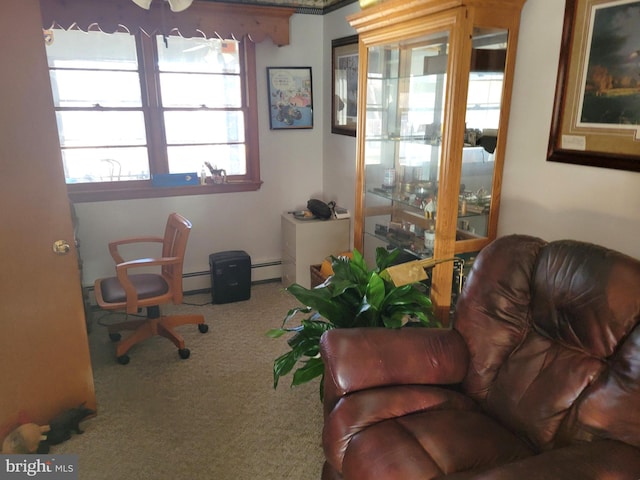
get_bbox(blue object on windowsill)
[151,173,199,187]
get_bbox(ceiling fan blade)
[131,0,152,9]
[167,0,194,11]
[131,0,192,12]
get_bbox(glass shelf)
[367,230,432,259]
[368,188,490,218]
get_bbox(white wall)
[76,13,325,291]
[76,0,640,293]
[500,0,640,259]
[322,2,360,248]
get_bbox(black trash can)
[209,250,251,304]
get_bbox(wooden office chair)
[94,213,208,364]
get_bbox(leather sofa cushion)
[341,409,533,479]
[324,385,478,469]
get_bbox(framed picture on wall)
[331,35,359,136]
[547,0,640,172]
[267,67,314,130]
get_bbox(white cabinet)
[281,214,350,289]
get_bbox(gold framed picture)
[547,0,640,172]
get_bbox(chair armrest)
[115,256,180,271]
[320,327,469,412]
[108,236,164,264]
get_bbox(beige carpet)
[55,282,325,479]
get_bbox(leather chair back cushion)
[454,235,640,451]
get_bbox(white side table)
[281,213,350,289]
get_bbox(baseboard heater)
[183,259,282,296]
[85,260,283,296]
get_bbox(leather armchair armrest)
[320,327,469,413]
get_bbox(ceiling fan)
[131,0,194,12]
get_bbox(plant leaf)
[382,309,406,328]
[330,255,354,279]
[281,305,313,328]
[287,283,354,326]
[266,328,286,338]
[271,247,439,395]
[376,247,400,271]
[365,272,385,310]
[292,356,325,386]
[350,249,367,272]
[273,350,300,388]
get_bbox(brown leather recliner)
[320,234,640,479]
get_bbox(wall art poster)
[267,67,313,130]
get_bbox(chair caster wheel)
[117,355,130,365]
[179,348,191,359]
[198,324,208,333]
[109,332,122,342]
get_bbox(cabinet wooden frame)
[349,0,526,321]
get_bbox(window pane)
[164,111,244,144]
[44,27,258,198]
[159,73,241,107]
[56,111,147,147]
[167,145,246,175]
[50,70,142,107]
[157,37,240,74]
[466,73,503,130]
[62,147,150,183]
[46,30,138,70]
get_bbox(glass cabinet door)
[350,0,526,321]
[457,27,508,243]
[361,30,450,266]
[360,26,511,268]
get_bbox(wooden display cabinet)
[349,0,527,321]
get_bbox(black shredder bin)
[209,250,251,304]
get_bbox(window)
[45,28,260,201]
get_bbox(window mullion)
[137,33,169,175]
[243,40,260,183]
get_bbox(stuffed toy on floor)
[45,404,95,447]
[1,423,51,454]
[2,404,95,454]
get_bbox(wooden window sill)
[68,180,263,203]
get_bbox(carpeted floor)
[54,282,325,479]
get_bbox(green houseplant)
[268,247,437,392]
